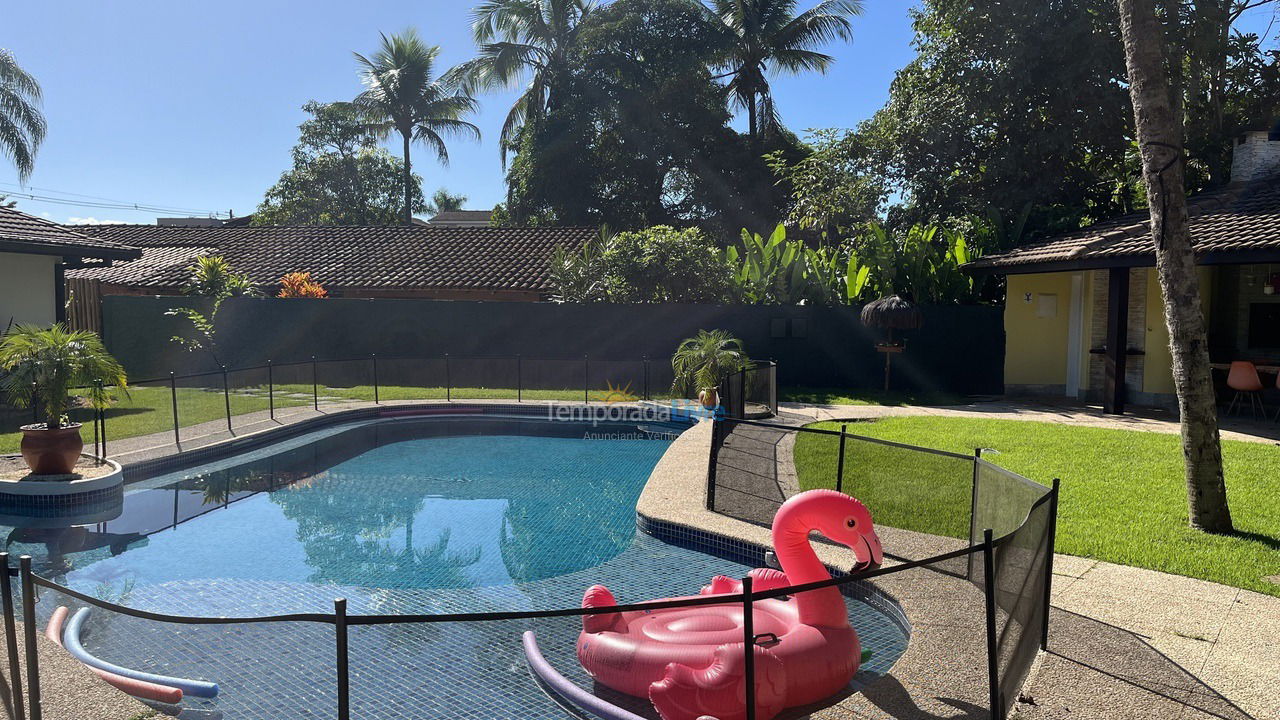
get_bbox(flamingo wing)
[649,643,787,720]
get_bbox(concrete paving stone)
[1052,582,1232,641]
[1050,555,1098,579]
[1190,660,1280,720]
[1081,562,1241,606]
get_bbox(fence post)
[516,355,522,403]
[221,366,232,433]
[92,402,100,462]
[705,418,720,512]
[642,356,650,401]
[371,354,379,405]
[1,553,26,720]
[969,448,982,548]
[742,574,757,720]
[266,361,274,420]
[1041,478,1061,651]
[30,383,37,423]
[311,356,319,411]
[583,355,589,404]
[836,424,848,493]
[445,354,451,402]
[983,528,1001,720]
[334,598,350,720]
[19,556,40,720]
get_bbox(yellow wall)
[1143,267,1213,395]
[1005,273,1075,387]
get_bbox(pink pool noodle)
[45,606,184,705]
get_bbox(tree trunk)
[401,131,413,226]
[747,94,758,146]
[1116,0,1233,532]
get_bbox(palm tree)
[1115,0,1232,532]
[692,0,862,144]
[451,0,598,160]
[0,49,47,182]
[354,30,481,225]
[671,329,751,397]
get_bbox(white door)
[1065,273,1084,398]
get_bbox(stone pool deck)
[0,622,154,720]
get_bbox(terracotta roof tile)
[965,172,1280,273]
[63,224,594,294]
[0,207,140,260]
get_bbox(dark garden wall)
[101,295,1004,394]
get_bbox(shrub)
[278,272,328,298]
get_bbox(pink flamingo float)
[576,489,883,720]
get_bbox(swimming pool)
[6,415,907,719]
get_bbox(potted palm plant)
[671,330,750,408]
[0,324,127,475]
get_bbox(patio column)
[1103,267,1129,415]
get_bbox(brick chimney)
[1229,124,1280,184]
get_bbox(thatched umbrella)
[860,295,923,391]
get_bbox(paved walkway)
[783,397,1280,445]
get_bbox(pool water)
[5,417,908,719]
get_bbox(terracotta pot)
[19,423,84,475]
[698,387,719,409]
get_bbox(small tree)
[278,272,328,298]
[167,257,257,367]
[0,324,127,430]
[671,329,751,397]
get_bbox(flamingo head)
[791,489,883,572]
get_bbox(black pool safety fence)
[707,416,1060,720]
[717,361,779,419]
[0,423,1056,720]
[18,352,778,458]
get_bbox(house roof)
[0,206,141,261]
[964,172,1280,275]
[428,210,492,224]
[62,224,595,294]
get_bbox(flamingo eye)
[845,518,857,529]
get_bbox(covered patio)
[966,129,1280,415]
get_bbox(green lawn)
[0,383,661,454]
[794,416,1280,596]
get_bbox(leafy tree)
[1178,2,1280,184]
[549,225,733,302]
[497,0,800,232]
[354,29,481,225]
[859,0,1136,236]
[767,128,887,239]
[691,0,863,144]
[0,50,45,182]
[426,188,467,215]
[452,0,599,157]
[1116,0,1232,531]
[254,102,426,226]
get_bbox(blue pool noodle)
[63,607,220,698]
[522,631,648,720]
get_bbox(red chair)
[1226,361,1266,418]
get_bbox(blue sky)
[3,1,1276,225]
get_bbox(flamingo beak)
[851,530,883,573]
